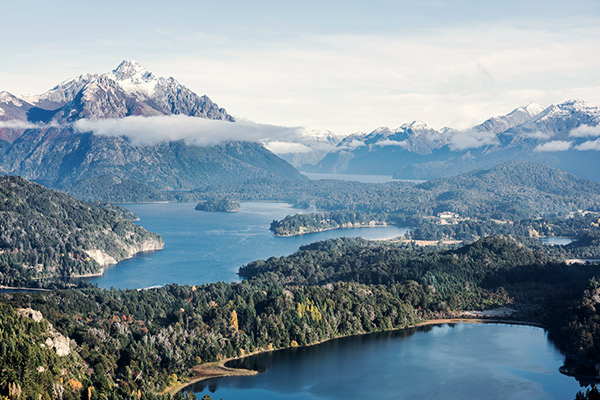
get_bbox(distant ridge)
[304,100,600,182]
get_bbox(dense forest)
[3,162,600,399]
[194,161,600,219]
[195,199,240,213]
[270,210,389,236]
[0,176,163,286]
[3,235,600,399]
[265,162,600,238]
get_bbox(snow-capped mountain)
[0,91,35,141]
[18,60,233,124]
[0,91,34,120]
[23,74,94,110]
[0,62,305,200]
[503,99,600,141]
[363,121,454,154]
[306,100,600,181]
[473,103,545,135]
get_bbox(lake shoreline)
[164,316,543,396]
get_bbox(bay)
[193,323,581,400]
[89,202,409,289]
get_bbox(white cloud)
[264,141,311,154]
[72,115,302,146]
[570,124,600,138]
[374,139,409,148]
[533,140,572,152]
[0,120,44,129]
[335,139,366,151]
[521,131,552,140]
[449,130,499,151]
[575,139,600,151]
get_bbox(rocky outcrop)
[85,236,164,268]
[18,307,72,356]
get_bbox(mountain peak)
[111,60,154,82]
[402,120,430,131]
[521,103,545,117]
[0,91,25,107]
[558,99,596,111]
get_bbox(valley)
[1,57,599,400]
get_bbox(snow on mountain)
[447,103,544,150]
[503,99,600,142]
[333,121,452,155]
[23,74,96,110]
[0,91,33,121]
[0,91,36,141]
[21,60,234,123]
[472,103,544,135]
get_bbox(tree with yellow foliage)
[230,310,239,331]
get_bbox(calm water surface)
[540,237,575,246]
[193,323,581,400]
[89,202,408,289]
[89,202,582,398]
[301,172,423,183]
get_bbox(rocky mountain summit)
[17,60,233,124]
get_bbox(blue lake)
[193,323,581,400]
[89,202,583,398]
[89,202,409,289]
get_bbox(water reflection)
[191,324,581,400]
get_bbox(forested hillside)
[3,235,600,399]
[0,176,163,286]
[267,162,600,236]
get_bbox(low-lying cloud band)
[73,115,303,147]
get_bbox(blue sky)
[2,0,599,133]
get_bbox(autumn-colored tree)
[230,310,239,331]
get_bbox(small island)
[195,198,241,212]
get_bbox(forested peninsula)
[0,176,163,287]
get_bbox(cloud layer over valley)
[73,115,303,147]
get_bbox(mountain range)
[0,61,305,199]
[2,60,599,196]
[303,100,600,181]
